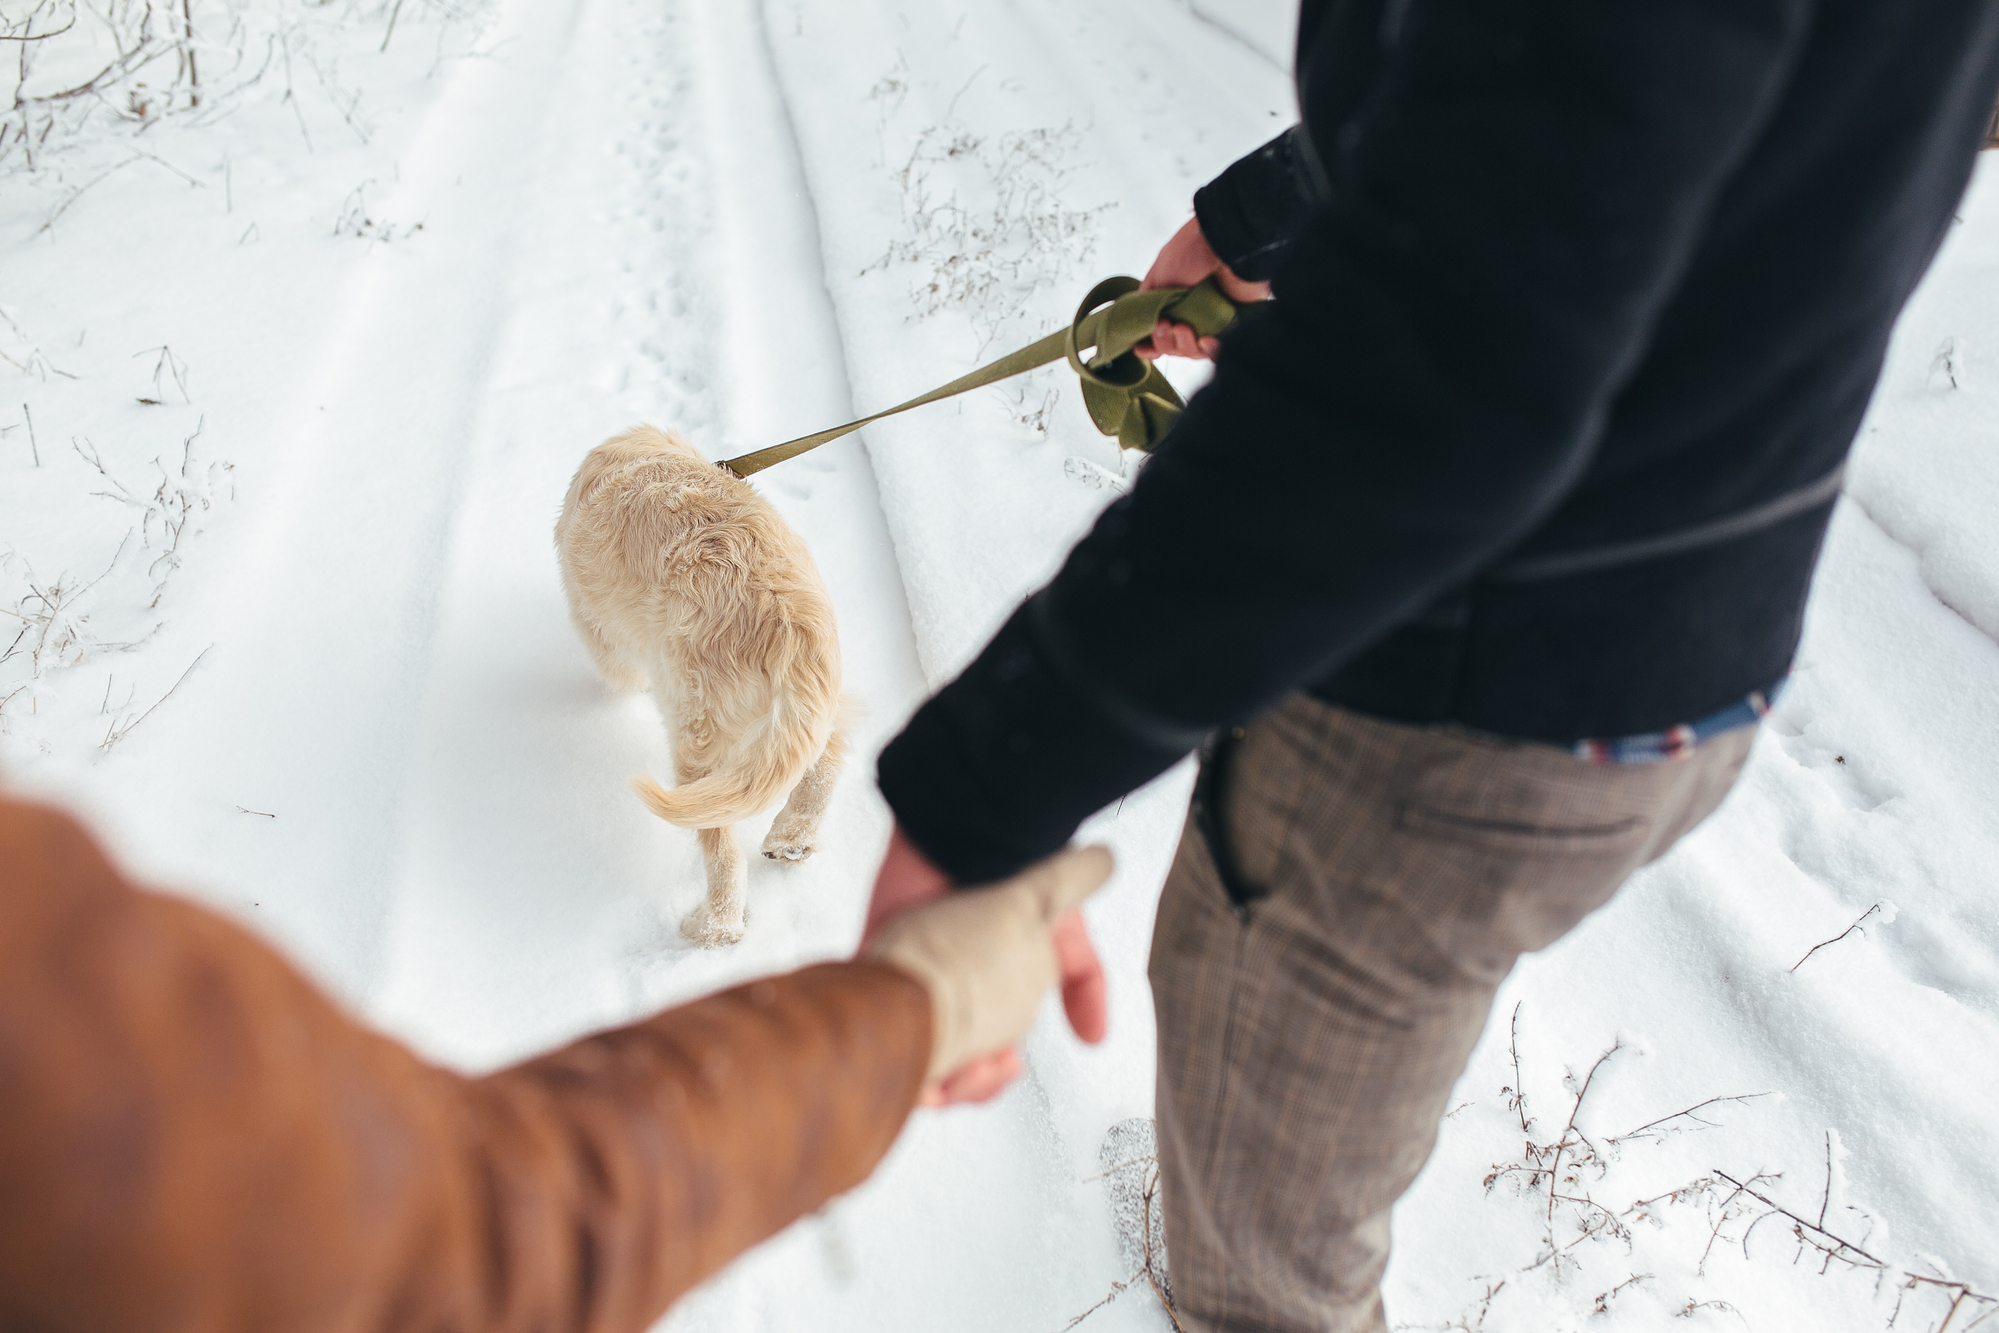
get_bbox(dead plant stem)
[1545,1041,1621,1227]
[179,0,197,104]
[100,642,208,750]
[1790,903,1881,972]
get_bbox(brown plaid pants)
[1148,695,1754,1332]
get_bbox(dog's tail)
[628,649,834,830]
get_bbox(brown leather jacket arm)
[0,796,930,1333]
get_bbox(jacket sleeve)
[0,796,930,1333]
[1191,127,1326,283]
[878,0,1813,886]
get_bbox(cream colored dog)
[556,425,848,947]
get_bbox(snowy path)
[366,0,936,1064]
[3,1,1997,1330]
[101,0,596,1004]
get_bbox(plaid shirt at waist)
[1574,682,1783,764]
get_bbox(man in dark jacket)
[864,2,1999,1330]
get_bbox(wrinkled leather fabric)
[0,794,929,1333]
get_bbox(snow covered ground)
[3,0,1995,1328]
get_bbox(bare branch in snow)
[1504,1000,1532,1134]
[1542,1040,1621,1229]
[0,15,77,42]
[1790,902,1883,973]
[1706,1169,1999,1329]
[1590,1272,1652,1315]
[1673,1298,1743,1321]
[865,116,1114,353]
[100,642,209,750]
[1,533,130,675]
[37,152,144,232]
[178,0,197,106]
[1608,1092,1774,1147]
[133,343,191,402]
[1931,338,1960,391]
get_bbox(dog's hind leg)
[573,613,646,693]
[682,824,747,947]
[669,711,749,947]
[760,722,849,864]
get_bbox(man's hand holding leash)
[1134,216,1271,362]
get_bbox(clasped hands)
[863,826,1111,1106]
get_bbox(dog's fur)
[556,425,848,947]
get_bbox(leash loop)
[719,275,1239,478]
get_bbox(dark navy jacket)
[881,0,1999,885]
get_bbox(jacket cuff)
[1192,126,1323,284]
[877,599,1192,887]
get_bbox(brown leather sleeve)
[0,796,930,1333]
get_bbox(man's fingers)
[879,842,1111,1104]
[923,1048,1023,1106]
[1216,270,1274,304]
[1052,909,1108,1044]
[862,824,952,944]
[1139,318,1214,362]
[917,902,1103,1109]
[920,904,1105,1106]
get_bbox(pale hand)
[1135,216,1273,362]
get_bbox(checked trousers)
[1148,694,1754,1332]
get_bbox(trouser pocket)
[1191,727,1262,916]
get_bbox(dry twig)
[133,343,190,402]
[1,14,76,42]
[1790,903,1883,973]
[1504,1001,1532,1134]
[100,642,208,750]
[1712,1168,1997,1329]
[1609,1092,1773,1147]
[1544,1041,1621,1227]
[1592,1272,1652,1314]
[1139,1167,1186,1333]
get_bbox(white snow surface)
[3,1,1996,1329]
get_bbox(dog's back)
[557,425,841,829]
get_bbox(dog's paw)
[679,905,745,948]
[760,839,814,863]
[760,825,816,862]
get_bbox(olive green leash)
[717,275,1239,479]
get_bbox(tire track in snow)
[365,0,931,1072]
[635,6,1116,1332]
[676,0,928,731]
[102,0,590,1005]
[643,7,1091,1330]
[677,5,1287,1329]
[747,8,1295,1327]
